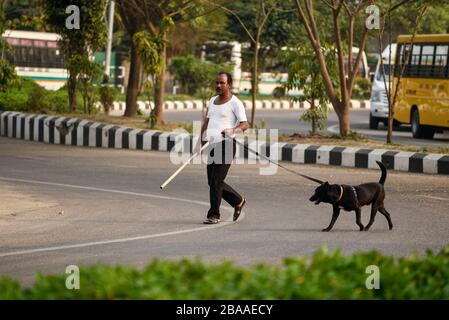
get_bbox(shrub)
[0,77,73,113]
[0,89,28,111]
[27,86,50,112]
[352,78,372,100]
[0,78,38,111]
[1,246,449,299]
[99,85,118,115]
[45,90,70,113]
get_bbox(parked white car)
[369,44,397,129]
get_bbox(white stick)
[160,141,210,189]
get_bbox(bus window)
[396,43,412,76]
[421,45,434,65]
[410,44,420,65]
[420,45,435,77]
[435,45,448,66]
[435,45,448,78]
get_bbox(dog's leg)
[363,204,379,231]
[355,208,364,231]
[378,206,393,230]
[322,205,341,232]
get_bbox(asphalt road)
[162,109,449,148]
[1,137,449,286]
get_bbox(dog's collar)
[336,185,344,202]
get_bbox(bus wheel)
[369,113,379,129]
[411,109,435,139]
[411,109,424,138]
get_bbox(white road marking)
[420,195,449,201]
[0,176,244,258]
[327,124,340,135]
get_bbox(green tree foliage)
[281,45,339,134]
[77,58,103,114]
[169,55,230,96]
[0,0,17,91]
[224,0,300,71]
[167,10,229,58]
[133,17,174,78]
[216,0,284,128]
[169,54,231,118]
[364,0,449,54]
[4,0,46,31]
[42,0,108,112]
[116,0,209,122]
[294,0,375,136]
[0,57,16,91]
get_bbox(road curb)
[1,110,448,176]
[101,99,370,113]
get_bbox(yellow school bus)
[393,34,449,139]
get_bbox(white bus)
[3,30,68,90]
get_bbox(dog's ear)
[323,181,329,188]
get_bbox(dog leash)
[233,139,324,184]
[226,104,324,185]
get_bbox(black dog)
[309,161,393,232]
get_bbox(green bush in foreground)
[1,246,449,300]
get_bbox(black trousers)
[207,139,242,219]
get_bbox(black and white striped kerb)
[106,99,370,113]
[1,111,167,152]
[1,111,448,176]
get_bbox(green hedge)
[1,246,449,300]
[0,78,82,114]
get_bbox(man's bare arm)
[234,121,249,134]
[222,121,249,137]
[200,117,209,146]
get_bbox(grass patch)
[280,132,449,154]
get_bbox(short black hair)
[218,72,233,87]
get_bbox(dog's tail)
[376,161,387,185]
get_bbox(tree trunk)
[124,41,142,117]
[68,74,77,112]
[250,39,259,128]
[336,100,350,136]
[311,97,316,135]
[386,2,393,144]
[332,8,350,138]
[154,33,167,126]
[83,92,87,114]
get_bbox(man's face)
[215,74,230,95]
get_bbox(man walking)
[200,72,248,224]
